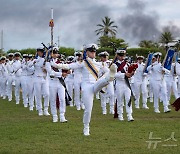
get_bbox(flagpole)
[50,8,54,50]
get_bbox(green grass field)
[0,96,179,154]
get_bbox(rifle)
[41,42,50,62]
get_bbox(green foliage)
[7,48,36,55]
[59,47,75,56]
[127,47,166,59]
[160,31,174,44]
[139,40,160,48]
[98,36,128,55]
[6,49,19,53]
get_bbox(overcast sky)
[0,0,180,51]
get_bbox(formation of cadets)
[0,43,180,136]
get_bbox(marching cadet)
[98,51,115,114]
[33,48,50,116]
[12,52,22,104]
[147,52,171,113]
[114,49,135,122]
[132,56,149,109]
[164,62,179,103]
[6,53,15,101]
[46,47,68,123]
[73,51,84,110]
[21,54,29,107]
[26,54,35,111]
[147,57,156,103]
[65,56,74,107]
[0,56,8,99]
[176,57,180,97]
[51,43,117,136]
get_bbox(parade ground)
[0,97,179,154]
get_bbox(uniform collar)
[117,59,124,63]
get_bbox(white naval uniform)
[73,61,84,110]
[0,63,8,99]
[46,59,67,122]
[114,60,133,121]
[99,61,115,114]
[147,71,154,103]
[164,63,179,102]
[52,57,113,135]
[26,60,35,110]
[12,60,22,104]
[21,60,29,107]
[132,62,148,109]
[175,62,180,97]
[65,70,74,107]
[147,61,170,112]
[33,56,49,116]
[6,60,15,101]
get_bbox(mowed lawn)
[0,96,180,154]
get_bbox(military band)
[0,43,180,136]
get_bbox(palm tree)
[160,31,174,51]
[95,16,118,37]
[139,40,153,48]
[160,31,174,44]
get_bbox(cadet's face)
[9,56,13,61]
[87,51,96,58]
[117,55,124,61]
[37,51,43,57]
[25,57,29,61]
[15,56,20,60]
[138,59,143,63]
[77,55,82,61]
[51,53,57,58]
[100,56,107,62]
[2,59,5,63]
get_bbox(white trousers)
[165,77,179,101]
[151,80,168,109]
[34,76,49,112]
[26,75,35,108]
[21,76,28,105]
[6,75,15,100]
[66,80,74,106]
[49,80,66,118]
[74,81,83,108]
[115,80,132,116]
[132,80,148,107]
[81,77,110,126]
[106,82,115,111]
[14,76,21,103]
[148,79,153,100]
[0,76,7,97]
[100,82,115,112]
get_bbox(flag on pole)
[163,49,175,70]
[49,19,54,27]
[144,53,153,73]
